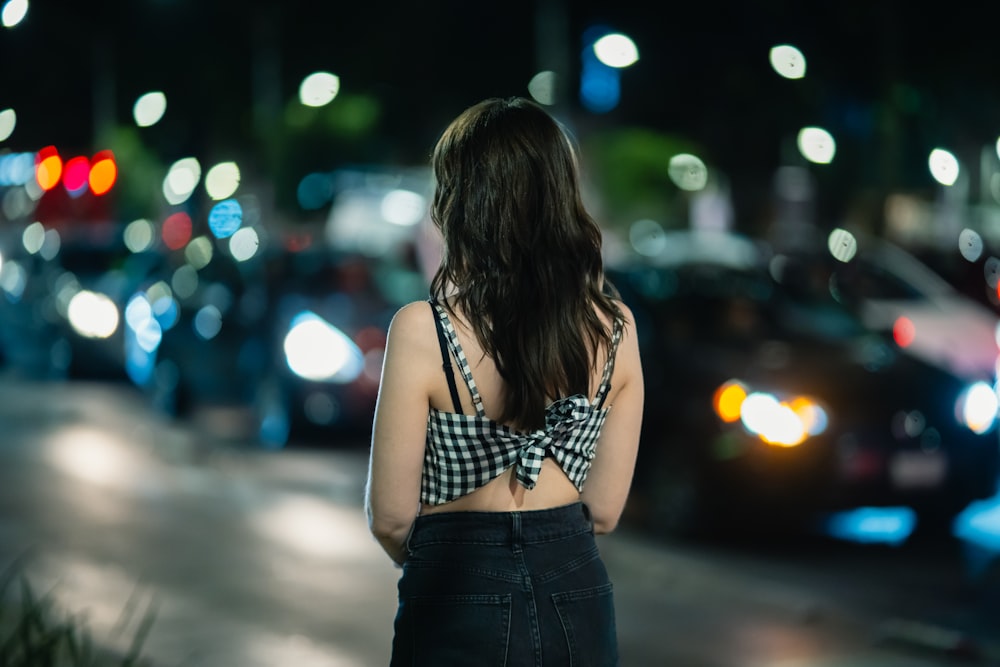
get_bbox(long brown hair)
[429,97,622,431]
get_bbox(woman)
[366,96,643,666]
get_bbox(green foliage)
[0,558,156,667]
[581,127,707,232]
[95,125,165,223]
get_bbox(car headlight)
[67,290,119,339]
[713,379,829,447]
[284,311,364,383]
[956,381,998,435]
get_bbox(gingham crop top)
[421,299,623,506]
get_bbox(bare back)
[421,302,626,515]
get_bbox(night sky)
[4,0,1000,227]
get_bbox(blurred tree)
[96,125,165,223]
[254,92,388,217]
[581,127,706,233]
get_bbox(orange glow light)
[713,380,747,422]
[35,146,62,191]
[89,150,117,195]
[892,316,916,348]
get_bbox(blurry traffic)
[614,229,1000,544]
[4,157,1000,555]
[2,1,1000,557]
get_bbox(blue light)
[208,199,242,239]
[580,28,621,114]
[954,497,1000,551]
[297,172,333,210]
[0,152,35,185]
[124,331,156,387]
[822,506,916,546]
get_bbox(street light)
[1,0,27,28]
[579,27,638,113]
[929,148,960,186]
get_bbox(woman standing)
[366,96,644,666]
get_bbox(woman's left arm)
[366,302,437,566]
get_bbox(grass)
[0,555,156,667]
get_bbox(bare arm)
[581,303,644,534]
[365,302,437,565]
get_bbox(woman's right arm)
[365,302,437,565]
[580,303,644,534]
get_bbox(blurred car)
[775,233,1000,385]
[251,246,422,446]
[0,222,156,381]
[123,239,426,448]
[611,231,1000,540]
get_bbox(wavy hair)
[429,97,622,431]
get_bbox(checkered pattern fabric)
[422,301,623,506]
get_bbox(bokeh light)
[205,161,240,200]
[35,146,62,191]
[668,153,708,191]
[628,219,667,257]
[184,236,213,269]
[163,157,202,205]
[161,212,193,250]
[124,218,156,253]
[827,228,857,263]
[133,91,167,127]
[796,126,836,164]
[229,227,259,262]
[172,264,198,299]
[68,290,120,339]
[580,25,621,113]
[958,228,984,262]
[929,148,959,186]
[22,221,45,254]
[125,293,162,353]
[528,71,557,106]
[769,44,806,79]
[62,156,90,197]
[713,380,748,423]
[593,33,639,68]
[89,150,117,195]
[1,0,28,28]
[0,108,15,141]
[299,71,340,107]
[193,305,223,340]
[208,199,243,238]
[893,316,916,348]
[380,189,425,226]
[0,151,34,186]
[297,172,333,210]
[0,259,26,300]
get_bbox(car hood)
[858,298,999,383]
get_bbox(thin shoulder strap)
[429,299,463,414]
[429,299,486,416]
[594,316,624,409]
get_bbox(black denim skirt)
[389,501,619,667]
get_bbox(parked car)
[0,222,156,381]
[775,233,1000,385]
[611,232,1000,540]
[251,246,422,446]
[123,240,426,448]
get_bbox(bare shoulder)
[610,300,642,374]
[607,299,638,339]
[390,300,435,329]
[614,299,637,328]
[386,300,437,352]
